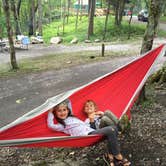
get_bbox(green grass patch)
[0,49,135,78]
[160,16,166,23]
[43,16,148,43]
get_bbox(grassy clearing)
[43,16,148,43]
[0,49,136,78]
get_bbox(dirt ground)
[0,39,166,166]
[0,83,165,166]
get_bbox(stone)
[84,39,91,43]
[94,39,101,43]
[50,37,63,44]
[70,38,78,44]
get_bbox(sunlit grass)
[43,16,150,43]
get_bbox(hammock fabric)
[0,44,165,147]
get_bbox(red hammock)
[0,44,165,147]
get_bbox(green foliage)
[149,64,166,84]
[43,15,148,43]
[0,15,6,38]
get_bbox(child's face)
[84,102,96,114]
[55,105,69,120]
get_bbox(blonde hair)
[84,100,98,111]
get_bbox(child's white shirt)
[47,112,95,136]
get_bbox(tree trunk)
[10,0,22,35]
[2,0,18,69]
[140,0,162,54]
[103,0,111,40]
[114,0,125,26]
[67,0,71,23]
[16,0,21,16]
[75,0,80,31]
[80,0,83,21]
[128,5,135,39]
[38,0,42,35]
[29,0,36,36]
[62,1,66,35]
[87,0,96,39]
[139,0,163,102]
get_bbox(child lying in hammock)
[47,101,131,166]
[83,100,130,133]
[83,100,119,129]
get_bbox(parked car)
[138,10,148,22]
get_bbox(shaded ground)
[0,83,165,166]
[0,39,166,165]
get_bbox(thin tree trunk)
[75,0,80,31]
[62,1,66,35]
[38,0,42,35]
[87,0,96,39]
[103,0,111,40]
[114,0,125,26]
[80,0,83,21]
[16,0,21,16]
[128,5,135,39]
[67,0,71,23]
[10,0,22,35]
[2,0,18,69]
[29,0,35,35]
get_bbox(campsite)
[0,1,166,166]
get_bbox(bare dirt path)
[0,37,165,64]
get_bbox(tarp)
[0,44,165,147]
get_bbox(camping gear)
[0,44,165,147]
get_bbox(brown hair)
[83,99,98,112]
[53,101,72,127]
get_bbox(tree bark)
[67,0,71,23]
[139,0,163,102]
[2,0,18,69]
[29,0,36,36]
[75,0,80,31]
[114,0,125,26]
[10,0,22,35]
[87,0,96,39]
[38,0,43,35]
[103,0,111,40]
[140,0,162,54]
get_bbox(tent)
[0,44,165,147]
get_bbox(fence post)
[101,43,105,57]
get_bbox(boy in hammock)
[83,100,119,130]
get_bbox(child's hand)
[95,111,104,117]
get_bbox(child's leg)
[100,116,115,128]
[89,126,120,155]
[104,110,119,125]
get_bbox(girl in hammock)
[47,101,131,166]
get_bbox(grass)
[160,16,166,23]
[0,49,136,78]
[43,16,148,43]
